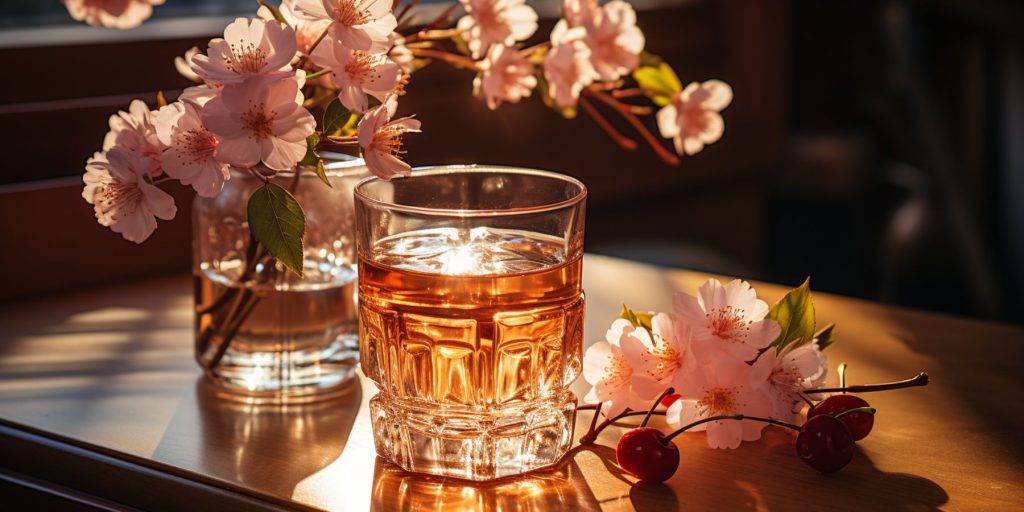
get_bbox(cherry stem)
[834,406,876,419]
[661,414,802,445]
[586,402,603,436]
[579,409,667,445]
[642,388,674,427]
[838,362,848,392]
[803,372,929,394]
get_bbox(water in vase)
[195,257,360,402]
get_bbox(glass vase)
[355,166,587,480]
[193,157,368,403]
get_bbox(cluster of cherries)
[592,368,930,483]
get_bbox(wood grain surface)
[1,255,1021,510]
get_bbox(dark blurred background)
[0,0,1021,324]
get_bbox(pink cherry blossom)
[357,97,421,180]
[103,99,164,178]
[310,37,401,112]
[562,0,599,27]
[293,0,397,52]
[457,0,538,59]
[202,74,316,171]
[153,101,230,198]
[582,319,664,418]
[666,358,773,449]
[673,278,781,363]
[630,313,698,392]
[543,20,598,108]
[62,0,164,30]
[388,33,416,74]
[257,0,332,55]
[581,0,645,81]
[175,46,202,83]
[178,85,220,108]
[190,18,297,85]
[656,79,733,156]
[82,149,176,244]
[473,45,536,110]
[751,342,828,422]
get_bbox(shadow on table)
[370,455,603,511]
[154,377,362,502]
[627,429,948,511]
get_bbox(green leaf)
[814,323,836,351]
[299,134,331,187]
[633,62,682,107]
[322,99,353,137]
[314,159,330,188]
[767,277,816,353]
[638,51,664,68]
[300,134,320,166]
[247,184,306,277]
[619,304,653,330]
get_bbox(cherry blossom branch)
[579,96,638,151]
[583,87,680,165]
[247,167,271,184]
[419,3,460,34]
[256,0,288,26]
[395,0,418,25]
[295,26,332,69]
[410,48,477,71]
[404,28,458,44]
[611,88,645,99]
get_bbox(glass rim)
[354,165,587,218]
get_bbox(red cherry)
[796,414,855,473]
[616,427,680,483]
[661,393,681,407]
[809,394,874,441]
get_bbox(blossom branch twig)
[579,97,638,151]
[584,87,680,165]
[410,48,477,70]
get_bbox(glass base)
[203,335,360,404]
[369,389,577,481]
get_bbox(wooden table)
[1,255,1021,511]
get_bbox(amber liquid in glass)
[359,227,584,480]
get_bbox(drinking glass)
[355,165,586,480]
